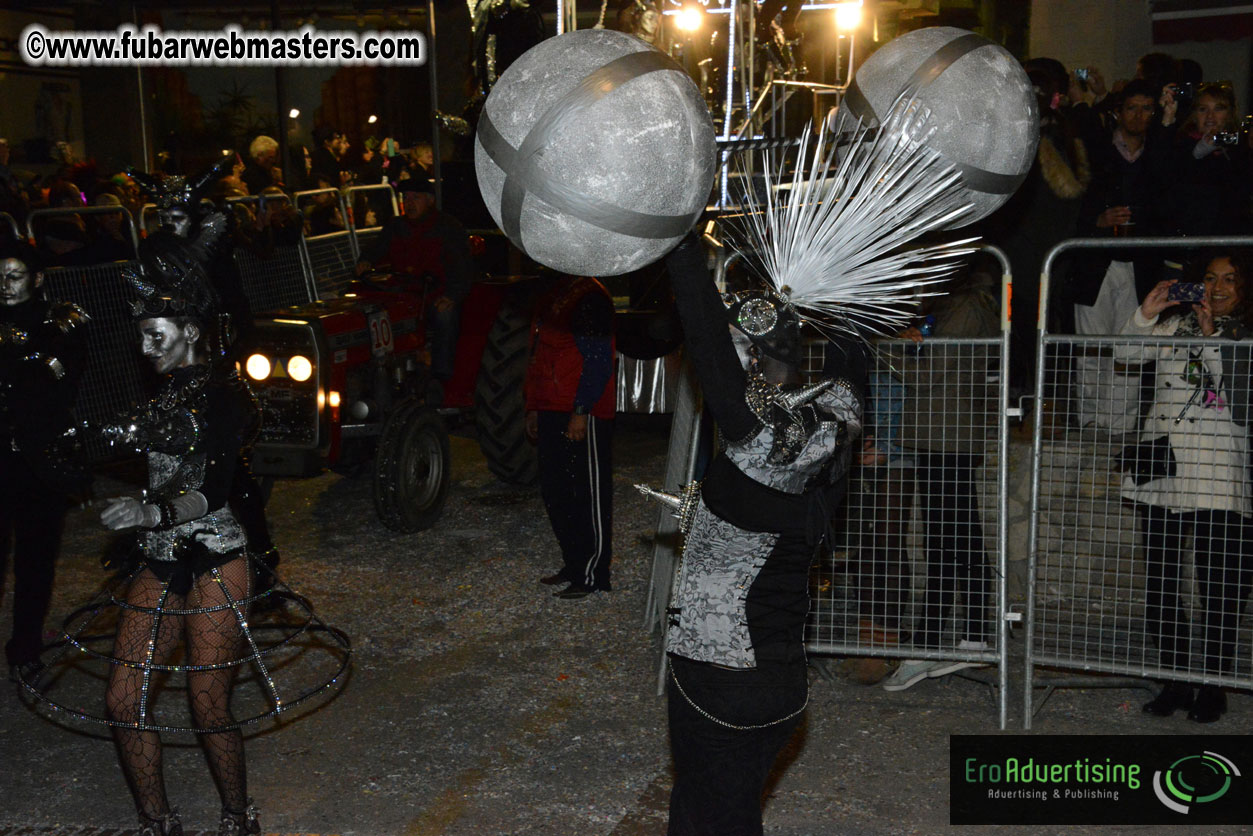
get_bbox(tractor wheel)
[474,301,538,485]
[373,400,451,532]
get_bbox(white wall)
[1029,0,1251,111]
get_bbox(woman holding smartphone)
[1157,84,1251,237]
[1116,249,1253,723]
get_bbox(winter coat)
[1116,308,1253,515]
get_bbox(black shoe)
[539,573,567,586]
[1143,681,1194,716]
[1187,685,1227,724]
[554,584,593,600]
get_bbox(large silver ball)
[475,29,716,276]
[845,26,1039,226]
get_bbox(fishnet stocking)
[105,556,252,818]
[107,570,185,819]
[187,558,251,812]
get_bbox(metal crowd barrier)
[226,194,317,313]
[346,182,399,259]
[0,212,21,241]
[41,260,149,462]
[1025,234,1253,728]
[26,205,140,259]
[646,246,1013,728]
[294,188,358,298]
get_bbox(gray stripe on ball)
[481,49,697,241]
[954,161,1026,195]
[842,32,1026,195]
[904,32,990,92]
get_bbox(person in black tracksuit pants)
[525,275,616,599]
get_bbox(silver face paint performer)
[16,234,350,836]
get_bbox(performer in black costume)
[656,239,866,835]
[128,157,281,594]
[0,241,88,681]
[94,236,263,835]
[16,234,349,832]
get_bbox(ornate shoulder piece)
[47,301,91,334]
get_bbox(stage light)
[835,0,862,31]
[289,108,301,119]
[367,114,378,124]
[675,4,704,31]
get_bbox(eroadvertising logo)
[1152,751,1240,814]
[950,735,1252,825]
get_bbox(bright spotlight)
[675,5,703,31]
[367,114,378,124]
[835,1,862,31]
[288,108,301,119]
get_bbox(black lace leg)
[186,556,252,812]
[106,570,185,821]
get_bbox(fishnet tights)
[106,557,252,819]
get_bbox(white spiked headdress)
[725,88,980,340]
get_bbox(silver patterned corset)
[141,506,247,562]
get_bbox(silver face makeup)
[157,207,193,238]
[140,316,198,374]
[0,258,37,306]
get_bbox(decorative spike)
[186,152,234,203]
[635,483,683,512]
[776,379,834,413]
[126,168,163,199]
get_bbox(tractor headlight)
[246,353,272,381]
[287,354,313,382]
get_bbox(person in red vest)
[356,178,474,392]
[525,274,616,599]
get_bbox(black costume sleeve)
[195,381,253,512]
[823,333,868,407]
[665,238,758,441]
[571,289,614,411]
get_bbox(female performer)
[97,238,262,835]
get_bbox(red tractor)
[240,264,536,533]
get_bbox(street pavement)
[1,417,1249,835]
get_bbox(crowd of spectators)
[0,123,438,270]
[982,50,1252,401]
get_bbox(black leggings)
[667,655,806,836]
[1139,505,1253,675]
[912,452,991,648]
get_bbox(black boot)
[1143,681,1194,716]
[1187,685,1227,723]
[218,801,261,836]
[137,809,182,836]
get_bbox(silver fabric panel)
[615,351,681,414]
[665,498,779,667]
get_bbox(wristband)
[573,405,589,415]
